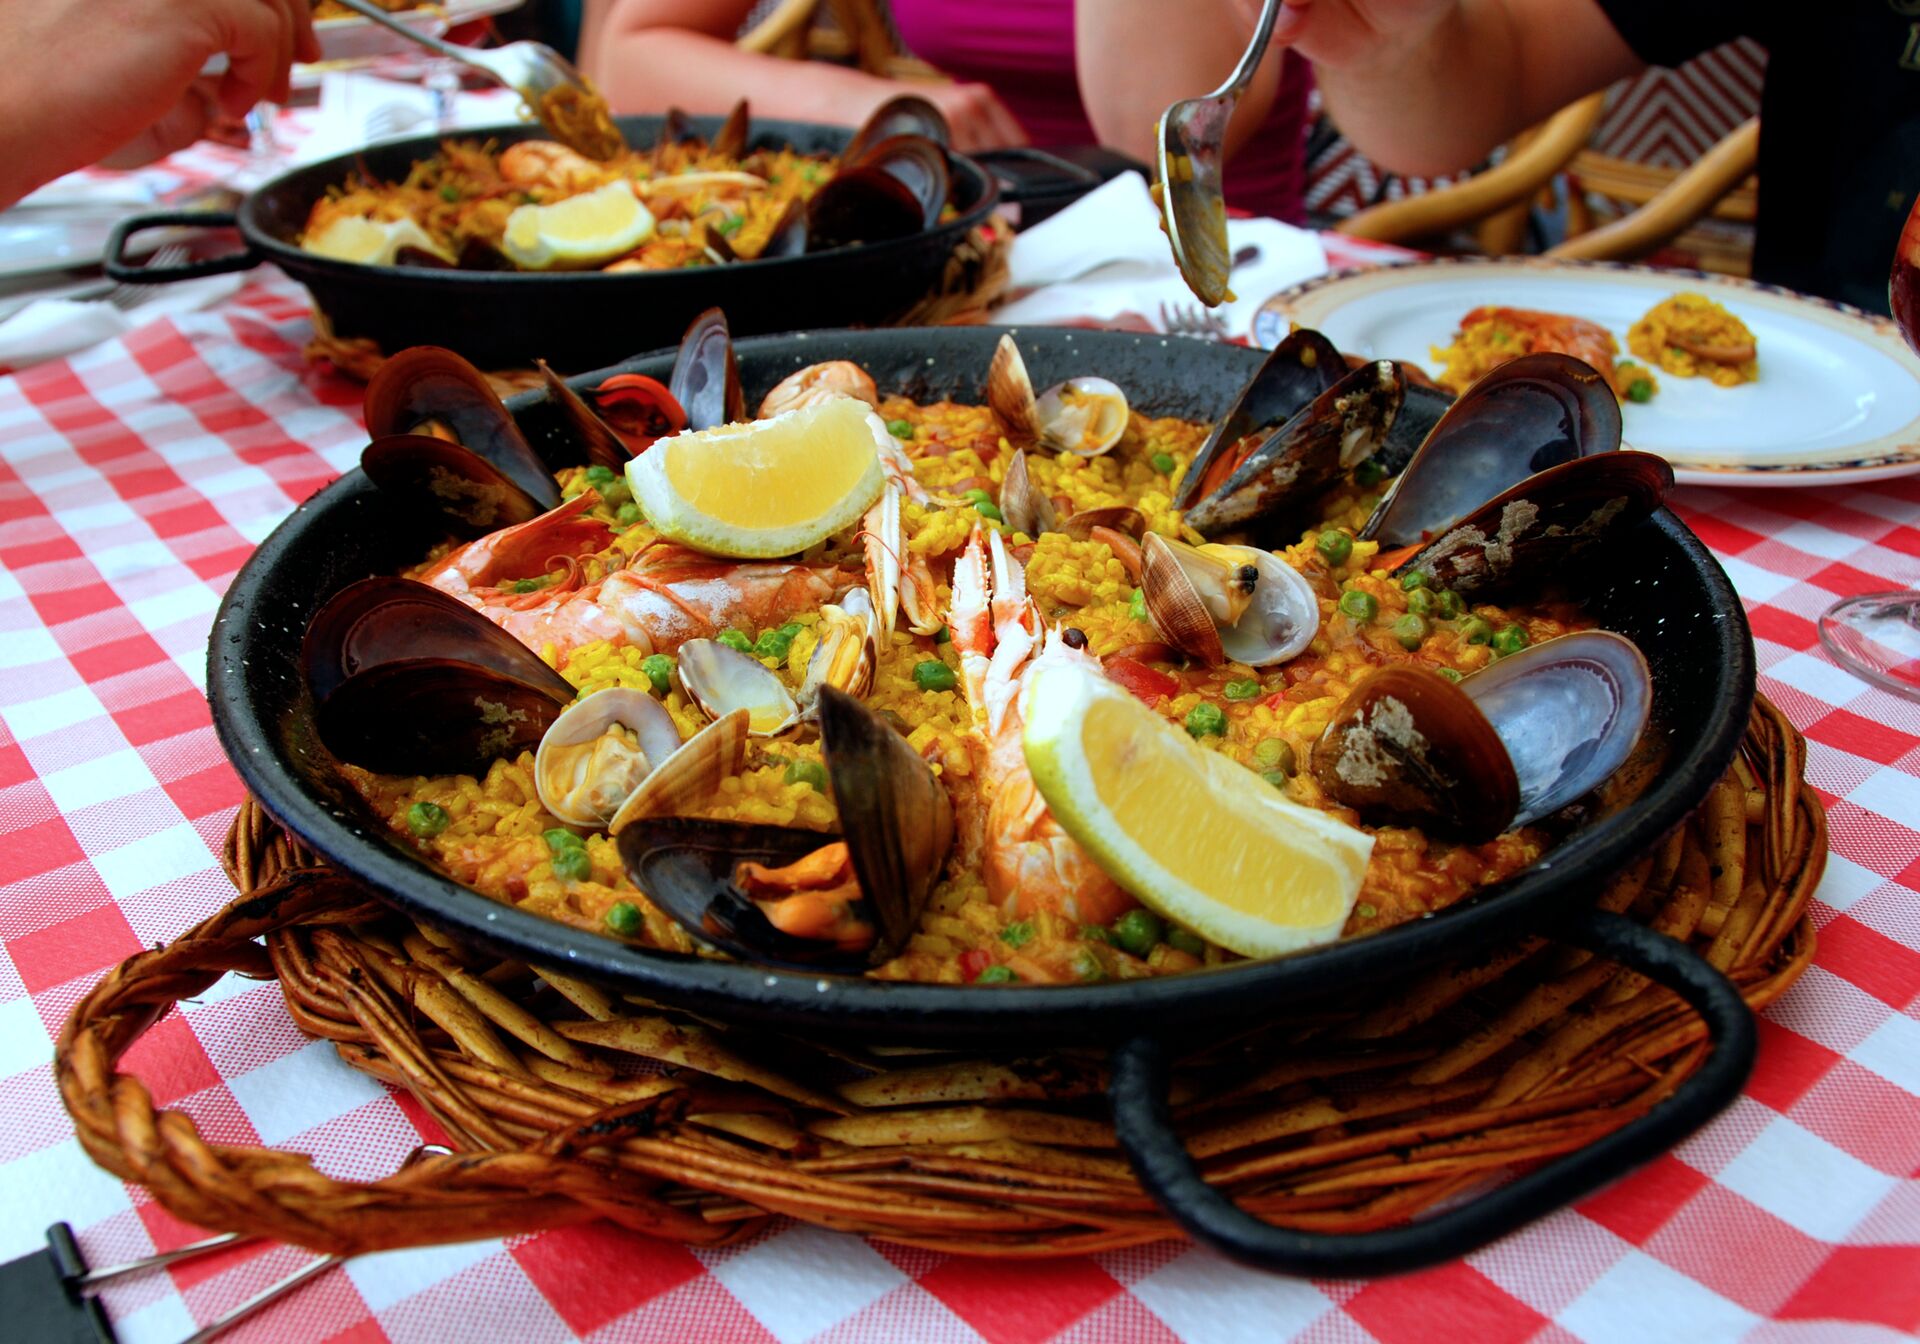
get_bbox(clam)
[987,335,1131,457]
[999,449,1057,535]
[1394,450,1674,597]
[616,687,954,968]
[303,578,575,776]
[1058,507,1147,542]
[1185,359,1405,539]
[670,308,746,431]
[798,586,879,708]
[1360,352,1621,547]
[1175,329,1344,510]
[1311,631,1651,842]
[844,94,951,163]
[676,638,801,736]
[1140,534,1319,667]
[364,346,560,511]
[533,688,683,828]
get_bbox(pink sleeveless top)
[890,0,1311,223]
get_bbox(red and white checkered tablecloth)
[3,235,1918,1343]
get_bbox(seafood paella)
[1431,306,1657,403]
[306,317,1672,986]
[299,97,956,273]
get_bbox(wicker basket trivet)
[56,696,1823,1259]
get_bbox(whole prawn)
[950,524,1133,926]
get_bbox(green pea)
[584,464,616,486]
[605,901,641,936]
[754,628,796,661]
[1316,529,1354,566]
[1223,678,1261,701]
[913,659,957,692]
[406,801,450,838]
[933,624,951,644]
[438,183,461,203]
[543,827,584,853]
[1185,702,1227,738]
[964,487,994,506]
[1261,769,1291,788]
[779,620,804,637]
[784,759,828,792]
[511,577,543,594]
[1150,451,1176,474]
[1492,624,1531,656]
[1400,570,1430,591]
[1356,902,1378,919]
[1437,667,1464,682]
[1000,920,1035,948]
[887,418,915,440]
[1338,589,1377,622]
[551,846,592,883]
[1081,924,1115,945]
[1070,948,1106,982]
[1436,589,1465,620]
[1458,615,1493,645]
[1405,587,1437,616]
[716,213,744,236]
[1252,737,1295,776]
[1627,378,1654,404]
[975,964,1017,984]
[1111,907,1164,957]
[616,501,642,526]
[975,502,1005,524]
[1393,613,1430,651]
[716,629,753,654]
[1127,587,1148,623]
[600,480,632,508]
[641,652,674,695]
[1354,458,1389,487]
[1167,926,1207,957]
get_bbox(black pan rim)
[209,326,1756,1044]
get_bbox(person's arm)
[1282,0,1642,176]
[0,0,317,209]
[588,0,1027,152]
[1074,0,1286,166]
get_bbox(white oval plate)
[1252,257,1920,486]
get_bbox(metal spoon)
[329,0,626,160]
[1153,0,1283,306]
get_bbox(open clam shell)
[676,638,800,737]
[608,708,751,834]
[1000,450,1057,536]
[799,587,879,709]
[1396,450,1674,597]
[364,346,559,510]
[987,335,1130,457]
[1360,352,1621,547]
[1141,535,1318,668]
[670,308,746,431]
[1176,329,1344,510]
[360,433,545,538]
[1186,359,1405,539]
[533,688,683,828]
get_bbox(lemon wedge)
[501,182,655,270]
[1023,662,1373,957]
[302,214,453,267]
[625,397,889,558]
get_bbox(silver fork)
[105,243,189,310]
[1158,300,1231,341]
[364,102,426,142]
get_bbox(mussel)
[616,687,954,968]
[360,433,546,536]
[987,335,1131,456]
[1140,534,1320,667]
[1360,353,1621,547]
[1311,631,1652,842]
[1185,359,1405,539]
[304,577,575,776]
[708,98,750,160]
[1175,330,1344,511]
[586,372,689,454]
[670,307,746,430]
[843,94,951,163]
[804,155,931,251]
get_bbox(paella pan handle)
[104,211,260,283]
[1108,907,1756,1276]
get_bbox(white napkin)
[995,171,1327,339]
[292,74,524,167]
[0,272,244,371]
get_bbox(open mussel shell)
[537,360,627,470]
[676,638,800,736]
[805,166,926,252]
[1461,631,1652,827]
[303,576,574,708]
[1141,535,1319,668]
[1311,665,1520,843]
[844,94,951,163]
[987,335,1131,456]
[1366,377,1453,481]
[1360,352,1621,547]
[1397,449,1675,597]
[816,685,954,958]
[708,98,750,159]
[316,657,570,777]
[1176,329,1344,510]
[757,196,809,259]
[588,372,689,454]
[364,346,559,510]
[669,308,746,431]
[360,433,545,537]
[851,134,950,230]
[1186,359,1405,539]
[533,688,684,828]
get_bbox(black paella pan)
[209,326,1758,1274]
[103,114,1002,370]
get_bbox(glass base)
[1818,590,1920,700]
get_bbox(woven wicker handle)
[1110,906,1758,1275]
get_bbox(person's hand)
[907,81,1029,154]
[1271,0,1458,70]
[0,0,318,206]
